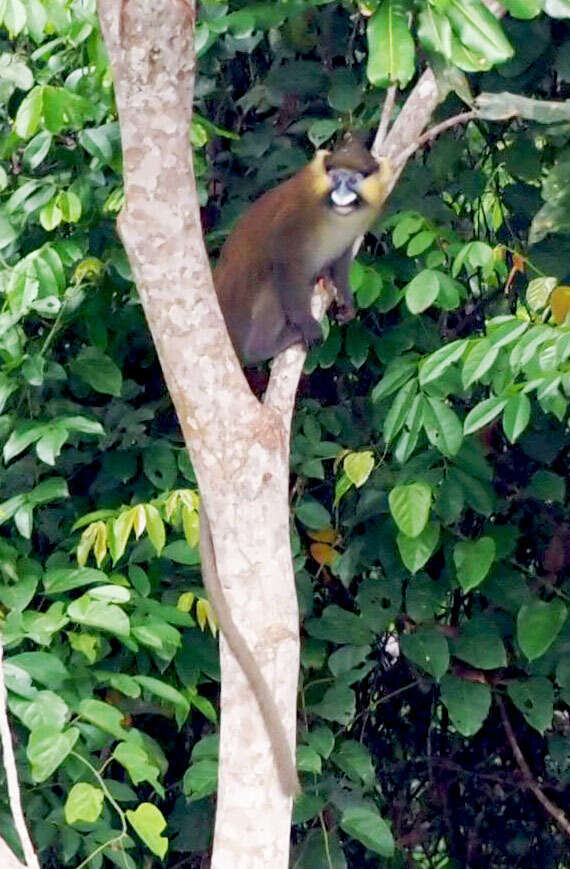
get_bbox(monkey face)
[328,169,365,215]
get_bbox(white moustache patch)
[331,188,357,207]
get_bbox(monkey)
[202,141,392,796]
[214,138,392,363]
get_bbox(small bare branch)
[374,85,397,151]
[497,695,570,838]
[395,110,477,169]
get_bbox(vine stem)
[71,751,129,869]
[0,643,40,869]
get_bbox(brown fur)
[214,141,391,363]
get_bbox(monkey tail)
[200,510,300,797]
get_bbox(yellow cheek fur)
[361,158,392,209]
[310,150,332,197]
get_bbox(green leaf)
[183,759,218,800]
[3,0,27,37]
[508,677,554,733]
[389,482,432,538]
[72,347,122,396]
[401,627,449,679]
[311,684,356,725]
[440,675,491,736]
[65,783,105,824]
[343,451,374,488]
[27,726,79,782]
[67,595,130,637]
[443,0,514,64]
[423,397,463,456]
[44,566,108,594]
[524,470,565,503]
[366,0,415,88]
[296,498,331,530]
[502,0,542,18]
[503,393,531,443]
[306,605,375,645]
[113,741,164,796]
[134,675,190,723]
[397,522,440,573]
[454,536,495,591]
[517,598,567,660]
[463,396,507,435]
[462,339,499,387]
[78,699,129,740]
[39,197,62,231]
[452,616,507,669]
[8,651,69,688]
[14,86,43,139]
[526,276,557,311]
[18,691,68,732]
[372,357,416,400]
[405,270,440,313]
[340,804,394,857]
[333,741,375,786]
[419,340,465,386]
[126,803,168,859]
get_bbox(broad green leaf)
[526,276,557,311]
[419,340,465,386]
[134,675,189,723]
[344,451,374,488]
[423,397,463,456]
[440,675,491,736]
[517,598,567,660]
[463,396,507,435]
[452,616,507,669]
[340,804,394,857]
[72,347,122,396]
[443,0,514,64]
[454,537,495,591]
[333,741,375,786]
[310,684,356,725]
[296,498,331,530]
[405,270,440,313]
[397,522,440,573]
[462,339,499,387]
[306,605,375,645]
[372,357,416,400]
[27,726,79,782]
[401,627,449,679]
[113,740,164,796]
[545,0,570,16]
[383,379,417,443]
[389,482,432,538]
[508,677,554,733]
[18,691,68,732]
[8,651,69,688]
[14,86,43,138]
[502,0,542,15]
[78,699,129,739]
[67,595,130,636]
[524,470,565,502]
[44,566,108,593]
[183,759,218,800]
[366,0,415,88]
[502,393,531,443]
[126,803,168,859]
[65,783,104,824]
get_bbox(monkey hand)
[297,314,323,348]
[336,300,356,323]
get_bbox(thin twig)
[374,84,397,151]
[0,644,40,869]
[497,694,570,838]
[395,110,477,169]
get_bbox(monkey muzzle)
[329,169,364,215]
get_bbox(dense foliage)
[0,0,569,866]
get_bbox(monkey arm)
[272,261,323,348]
[328,247,356,323]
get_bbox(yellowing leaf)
[308,526,338,544]
[177,591,195,613]
[310,542,340,566]
[196,597,217,634]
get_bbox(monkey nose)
[331,188,357,208]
